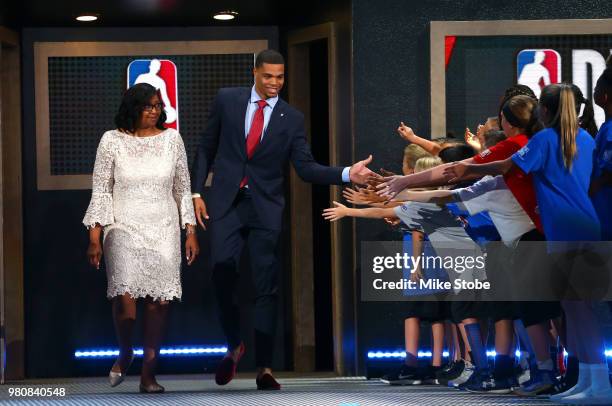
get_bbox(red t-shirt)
[472,134,543,233]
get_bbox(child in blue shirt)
[591,61,612,241]
[444,83,610,405]
[511,126,600,244]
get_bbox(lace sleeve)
[82,132,115,228]
[172,132,196,228]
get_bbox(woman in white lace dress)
[83,83,198,393]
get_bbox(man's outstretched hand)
[349,155,380,185]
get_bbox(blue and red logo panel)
[517,49,561,98]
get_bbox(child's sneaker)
[380,364,423,385]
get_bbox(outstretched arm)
[322,201,397,222]
[375,157,478,199]
[443,157,514,182]
[290,115,378,185]
[290,115,345,184]
[397,122,442,156]
[343,186,398,206]
[394,189,456,205]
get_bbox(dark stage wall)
[21,27,278,378]
[352,0,612,374]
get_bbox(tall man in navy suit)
[191,50,374,390]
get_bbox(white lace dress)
[82,128,196,301]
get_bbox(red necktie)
[240,100,268,188]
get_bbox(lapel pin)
[280,113,284,117]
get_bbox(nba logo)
[517,49,561,99]
[127,59,179,131]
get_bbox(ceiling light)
[213,11,238,21]
[76,14,99,22]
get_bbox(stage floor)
[1,374,563,405]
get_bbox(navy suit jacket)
[192,87,345,230]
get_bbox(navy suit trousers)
[210,188,280,367]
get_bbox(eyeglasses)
[143,103,164,112]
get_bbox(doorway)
[286,22,355,375]
[308,38,334,371]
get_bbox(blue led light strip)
[75,346,228,359]
[366,349,580,359]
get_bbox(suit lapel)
[237,88,251,159]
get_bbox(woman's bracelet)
[186,226,197,235]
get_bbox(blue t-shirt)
[446,203,501,247]
[592,118,612,240]
[401,231,449,296]
[512,127,601,243]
